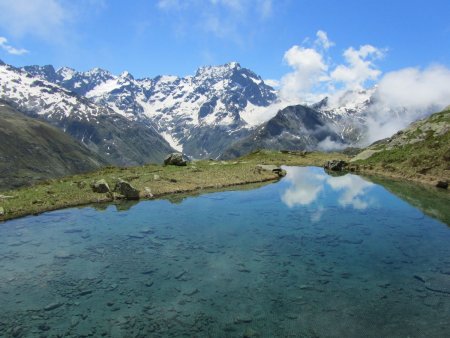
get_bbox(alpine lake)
[0,167,449,337]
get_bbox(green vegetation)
[0,150,349,221]
[353,108,450,184]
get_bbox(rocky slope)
[0,62,174,165]
[221,105,344,159]
[0,102,107,190]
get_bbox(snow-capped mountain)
[22,62,277,158]
[1,58,388,162]
[311,88,376,144]
[0,62,173,165]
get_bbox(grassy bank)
[0,151,348,222]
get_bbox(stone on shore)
[92,179,110,193]
[256,164,286,177]
[114,179,140,200]
[324,160,348,171]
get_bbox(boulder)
[324,160,348,171]
[256,164,287,177]
[436,181,448,189]
[114,179,140,200]
[164,153,188,166]
[92,179,110,193]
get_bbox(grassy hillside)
[352,107,450,184]
[0,102,107,190]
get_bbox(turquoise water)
[0,167,449,337]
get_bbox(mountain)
[0,62,174,165]
[221,104,343,159]
[352,106,450,183]
[0,101,107,190]
[21,62,277,158]
[312,88,376,144]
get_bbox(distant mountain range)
[0,59,386,169]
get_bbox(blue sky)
[0,0,449,83]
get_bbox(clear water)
[1,167,449,337]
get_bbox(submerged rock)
[44,302,63,311]
[164,152,188,166]
[324,160,348,171]
[92,179,110,193]
[114,179,140,200]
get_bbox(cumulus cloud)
[277,30,384,105]
[364,65,450,143]
[273,30,450,144]
[279,45,328,101]
[0,36,28,55]
[330,45,384,90]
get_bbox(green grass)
[0,151,348,221]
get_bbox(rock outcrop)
[92,179,110,193]
[164,153,188,166]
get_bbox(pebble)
[44,302,63,311]
[183,288,199,296]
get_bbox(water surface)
[0,167,449,337]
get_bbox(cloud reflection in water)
[281,167,375,221]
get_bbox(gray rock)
[164,152,188,166]
[114,179,140,200]
[324,160,348,171]
[92,179,110,193]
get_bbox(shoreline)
[1,150,447,223]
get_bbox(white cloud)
[330,45,384,90]
[0,36,28,55]
[0,0,67,41]
[275,31,384,104]
[279,45,328,101]
[315,30,334,50]
[365,65,450,143]
[317,136,346,151]
[264,79,280,88]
